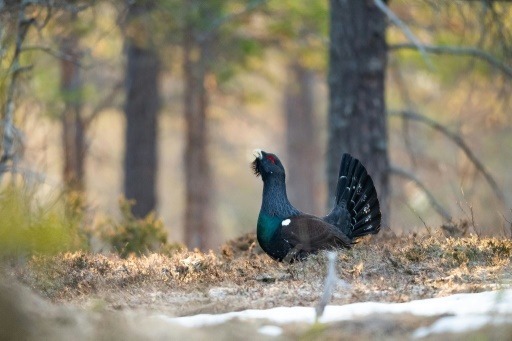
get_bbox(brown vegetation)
[10,230,512,317]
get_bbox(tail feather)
[353,180,375,213]
[328,153,381,240]
[353,176,378,214]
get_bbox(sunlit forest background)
[1,0,512,253]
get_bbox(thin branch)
[389,43,512,79]
[389,165,452,222]
[2,64,34,76]
[373,0,434,69]
[456,200,481,237]
[389,110,507,206]
[21,45,77,62]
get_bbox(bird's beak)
[253,149,263,160]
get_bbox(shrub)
[99,198,181,258]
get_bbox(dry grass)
[9,231,512,317]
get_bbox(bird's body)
[252,149,381,261]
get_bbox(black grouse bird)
[252,149,381,262]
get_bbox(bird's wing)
[280,215,353,252]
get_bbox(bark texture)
[123,2,160,218]
[327,0,391,229]
[285,62,319,215]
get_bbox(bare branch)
[389,43,512,79]
[388,110,507,206]
[21,45,76,62]
[373,0,434,69]
[2,64,34,76]
[389,164,452,222]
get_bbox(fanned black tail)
[327,153,381,240]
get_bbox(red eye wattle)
[266,155,275,163]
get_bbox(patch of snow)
[317,289,512,321]
[413,315,512,339]
[258,325,283,337]
[159,289,512,333]
[159,307,315,327]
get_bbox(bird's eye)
[266,155,275,163]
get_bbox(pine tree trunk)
[285,62,319,215]
[60,23,85,193]
[182,28,217,251]
[327,0,392,232]
[123,3,160,218]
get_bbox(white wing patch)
[282,219,291,226]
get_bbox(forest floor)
[2,228,512,340]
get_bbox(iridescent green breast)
[257,213,282,243]
[257,212,291,261]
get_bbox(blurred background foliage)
[0,186,84,256]
[0,0,511,255]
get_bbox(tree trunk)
[59,16,85,193]
[182,28,217,251]
[285,62,319,215]
[123,3,160,218]
[327,0,392,232]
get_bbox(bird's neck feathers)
[261,175,299,217]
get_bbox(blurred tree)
[284,62,319,214]
[326,0,391,231]
[58,10,86,193]
[264,0,328,214]
[182,17,214,250]
[122,0,161,218]
[180,0,266,250]
[181,0,225,250]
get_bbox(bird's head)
[251,149,285,181]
